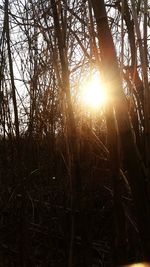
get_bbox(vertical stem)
[143,0,148,65]
[120,0,124,79]
[4,0,20,142]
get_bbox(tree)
[91,0,150,262]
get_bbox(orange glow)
[121,263,150,267]
[80,72,108,110]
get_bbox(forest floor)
[0,137,142,267]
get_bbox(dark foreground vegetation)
[0,134,143,267]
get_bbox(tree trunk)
[91,0,150,261]
[106,105,127,265]
[51,1,81,266]
[130,0,150,181]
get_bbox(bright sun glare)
[81,73,107,110]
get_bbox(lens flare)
[81,73,107,110]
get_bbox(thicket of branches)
[0,0,150,266]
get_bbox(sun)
[81,73,108,110]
